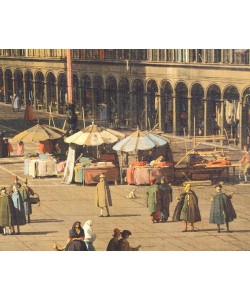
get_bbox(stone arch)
[0,68,3,102]
[93,75,104,121]
[35,71,45,104]
[73,74,79,107]
[223,85,240,101]
[160,80,173,133]
[132,78,145,129]
[206,84,222,135]
[191,82,205,135]
[24,70,34,105]
[146,79,158,130]
[223,85,240,141]
[118,76,130,126]
[46,72,56,108]
[14,69,24,101]
[175,81,188,135]
[106,76,118,123]
[80,75,92,120]
[242,87,250,146]
[58,73,67,112]
[5,69,13,103]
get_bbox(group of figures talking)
[146,177,237,233]
[0,177,37,235]
[54,222,141,252]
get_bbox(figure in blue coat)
[209,184,236,233]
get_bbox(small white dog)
[127,188,137,199]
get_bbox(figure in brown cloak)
[172,183,201,232]
[96,173,112,217]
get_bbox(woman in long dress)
[64,221,88,251]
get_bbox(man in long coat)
[172,183,201,232]
[209,184,236,233]
[96,173,112,217]
[146,177,160,223]
[158,177,172,222]
[0,133,7,158]
[0,187,14,235]
[18,178,34,223]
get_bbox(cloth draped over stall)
[62,144,76,184]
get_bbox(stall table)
[25,158,58,178]
[126,166,174,185]
[82,167,119,185]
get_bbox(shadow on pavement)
[106,214,141,217]
[195,228,218,232]
[31,219,64,223]
[228,230,250,233]
[0,160,23,164]
[18,231,58,235]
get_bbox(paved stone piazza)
[0,102,250,251]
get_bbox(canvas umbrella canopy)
[64,123,125,146]
[12,124,63,143]
[112,129,169,152]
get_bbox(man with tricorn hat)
[96,173,112,217]
[209,183,236,233]
[116,230,141,251]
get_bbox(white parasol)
[64,123,125,146]
[112,129,169,152]
[112,129,170,184]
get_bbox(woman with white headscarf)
[83,220,96,251]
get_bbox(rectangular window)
[104,49,116,59]
[206,50,213,63]
[197,49,203,62]
[130,49,136,60]
[124,50,129,60]
[159,49,165,61]
[152,49,158,61]
[174,49,182,62]
[138,50,147,60]
[166,49,173,62]
[214,49,221,63]
[234,49,249,64]
[223,49,230,63]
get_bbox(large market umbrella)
[12,124,63,143]
[112,129,169,152]
[112,129,170,184]
[64,123,125,146]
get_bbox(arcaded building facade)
[0,49,250,147]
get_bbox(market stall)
[126,162,174,185]
[63,123,125,185]
[13,123,65,179]
[113,129,173,185]
[174,152,231,184]
[24,155,58,178]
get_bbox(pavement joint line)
[0,164,24,182]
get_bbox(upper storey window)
[234,49,249,64]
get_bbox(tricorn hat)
[215,184,222,188]
[121,230,132,238]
